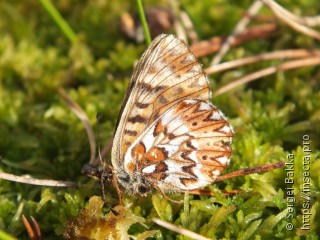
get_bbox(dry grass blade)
[206,49,320,74]
[174,19,187,43]
[262,0,320,27]
[58,88,96,164]
[303,16,320,28]
[169,0,187,42]
[0,172,77,187]
[22,215,35,240]
[262,0,320,40]
[210,0,264,66]
[180,11,199,43]
[152,218,211,240]
[30,216,42,240]
[190,24,278,58]
[214,56,320,96]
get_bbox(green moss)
[0,1,319,239]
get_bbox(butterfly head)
[82,163,113,182]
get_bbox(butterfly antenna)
[187,162,285,196]
[216,161,285,182]
[96,113,120,215]
[96,112,107,204]
[96,112,104,167]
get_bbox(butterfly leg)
[155,185,183,204]
[100,174,106,203]
[112,173,123,205]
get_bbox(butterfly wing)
[124,99,233,191]
[112,34,211,169]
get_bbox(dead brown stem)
[190,24,278,58]
[153,218,211,240]
[214,56,320,96]
[0,172,77,187]
[210,0,264,66]
[206,49,320,75]
[58,88,96,164]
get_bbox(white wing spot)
[190,139,199,149]
[198,102,211,111]
[220,125,232,134]
[142,164,157,174]
[161,108,175,125]
[167,117,185,133]
[141,127,156,151]
[216,156,230,165]
[189,151,198,162]
[158,144,179,157]
[210,111,222,120]
[184,99,197,104]
[211,170,221,177]
[199,76,207,85]
[168,135,189,146]
[166,160,184,173]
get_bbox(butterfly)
[111,34,233,195]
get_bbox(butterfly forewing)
[112,35,211,169]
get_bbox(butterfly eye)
[138,185,148,194]
[82,164,100,179]
[222,141,231,147]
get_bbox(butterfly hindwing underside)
[111,34,233,195]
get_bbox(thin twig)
[152,218,211,240]
[0,172,77,187]
[206,49,320,75]
[58,88,96,164]
[210,0,264,66]
[214,56,320,96]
